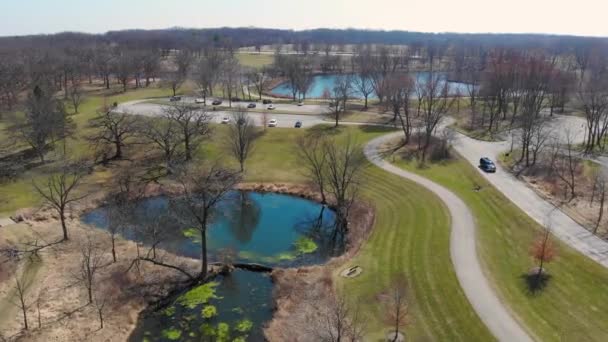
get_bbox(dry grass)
[0,219,199,341]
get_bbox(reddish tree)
[529,229,557,279]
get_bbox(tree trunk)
[21,305,28,330]
[87,284,93,304]
[200,228,208,279]
[60,210,69,241]
[114,140,122,160]
[111,235,117,263]
[594,189,605,234]
[184,132,191,161]
[98,309,104,329]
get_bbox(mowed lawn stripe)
[395,155,608,341]
[336,166,494,341]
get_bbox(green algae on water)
[235,319,253,333]
[294,236,318,254]
[201,305,218,319]
[177,282,219,309]
[161,328,182,340]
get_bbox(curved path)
[365,132,533,342]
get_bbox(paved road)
[365,132,533,342]
[116,100,328,128]
[146,96,331,115]
[451,115,608,268]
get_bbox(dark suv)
[479,157,496,173]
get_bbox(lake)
[270,72,470,99]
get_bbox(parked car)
[479,157,496,173]
[297,101,304,106]
[195,98,205,104]
[262,99,273,104]
[247,103,256,108]
[294,121,302,128]
[212,100,222,106]
[221,117,230,124]
[170,96,181,102]
[267,104,275,110]
[268,119,278,127]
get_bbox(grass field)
[235,53,274,69]
[0,84,185,216]
[335,166,494,341]
[392,154,608,341]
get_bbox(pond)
[129,269,273,342]
[81,191,339,341]
[270,72,471,99]
[81,191,339,267]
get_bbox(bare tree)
[172,164,241,279]
[88,105,138,160]
[9,277,31,331]
[578,61,608,153]
[166,50,193,96]
[0,57,26,112]
[250,67,270,100]
[142,50,161,86]
[163,103,212,161]
[591,170,607,234]
[225,108,258,172]
[113,50,135,92]
[550,131,580,201]
[322,135,366,232]
[221,55,241,107]
[329,76,352,127]
[93,292,107,329]
[384,274,409,342]
[517,56,554,166]
[352,47,376,109]
[386,74,414,143]
[68,82,85,114]
[296,135,328,204]
[311,294,366,342]
[195,47,225,100]
[12,85,73,162]
[140,118,183,174]
[33,162,88,241]
[74,237,105,304]
[417,73,456,162]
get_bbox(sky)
[1,0,607,37]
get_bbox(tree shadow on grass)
[355,124,397,134]
[521,271,552,294]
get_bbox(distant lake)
[270,72,470,99]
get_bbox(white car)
[268,119,278,127]
[221,117,230,124]
[297,101,304,106]
[195,98,205,104]
[267,104,275,110]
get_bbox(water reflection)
[81,191,340,266]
